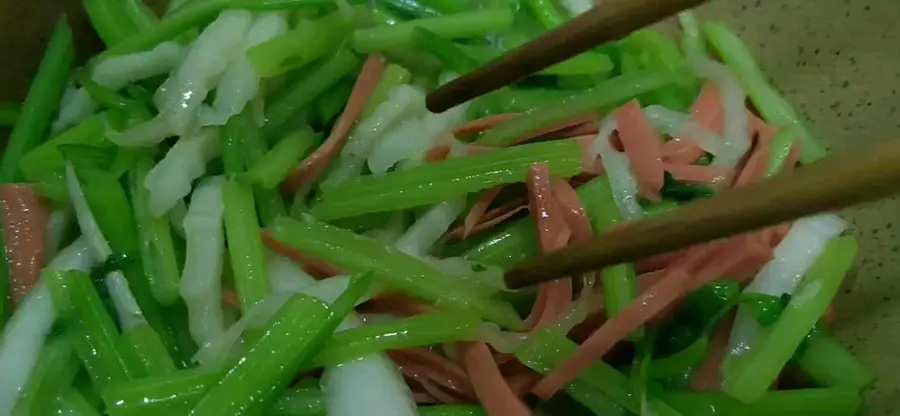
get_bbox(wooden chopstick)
[425,0,707,113]
[504,138,900,289]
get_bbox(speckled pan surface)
[1,0,898,413]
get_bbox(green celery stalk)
[248,12,353,77]
[461,44,614,76]
[352,9,515,53]
[244,126,318,189]
[661,388,861,416]
[263,48,360,137]
[103,369,218,415]
[24,113,110,181]
[0,17,73,182]
[381,0,440,18]
[516,328,640,413]
[475,69,677,146]
[121,324,178,376]
[315,78,354,127]
[123,0,159,31]
[268,387,326,416]
[269,216,523,329]
[371,5,403,25]
[312,139,583,220]
[81,175,183,363]
[418,0,467,13]
[309,310,481,367]
[104,370,327,416]
[11,336,81,415]
[79,77,134,109]
[130,156,182,306]
[795,334,874,390]
[221,114,247,175]
[412,27,480,73]
[56,389,102,415]
[418,404,487,416]
[190,274,371,415]
[360,64,411,119]
[0,102,19,127]
[223,180,271,312]
[703,21,826,163]
[44,270,145,388]
[84,0,138,46]
[524,0,565,29]
[232,109,287,226]
[724,236,858,403]
[763,126,799,178]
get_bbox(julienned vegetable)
[0,3,868,416]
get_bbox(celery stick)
[724,236,858,403]
[309,310,481,367]
[475,70,677,146]
[103,369,218,415]
[352,9,515,52]
[130,156,182,306]
[233,109,287,226]
[0,102,19,127]
[221,115,246,175]
[763,126,799,178]
[54,389,102,415]
[0,17,73,182]
[360,64,412,119]
[795,334,874,390]
[316,78,354,127]
[44,269,145,388]
[190,275,369,415]
[223,180,271,312]
[524,0,565,29]
[462,44,614,76]
[703,21,826,163]
[244,126,318,189]
[11,337,81,415]
[79,77,133,109]
[382,0,440,18]
[312,139,582,220]
[269,216,523,329]
[248,12,353,77]
[121,324,177,376]
[20,114,108,183]
[418,405,487,416]
[84,0,137,46]
[516,328,639,413]
[123,0,159,31]
[412,27,480,72]
[80,174,176,354]
[104,370,326,416]
[264,48,359,137]
[267,387,326,416]
[661,388,861,416]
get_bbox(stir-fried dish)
[0,1,873,415]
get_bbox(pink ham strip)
[691,312,736,391]
[661,138,706,164]
[460,187,504,239]
[0,184,49,305]
[452,113,519,136]
[260,230,343,277]
[615,100,665,201]
[281,55,386,192]
[459,342,531,416]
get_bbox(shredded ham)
[364,293,434,316]
[0,184,49,305]
[222,289,240,309]
[281,55,385,192]
[460,187,504,239]
[446,198,528,241]
[615,100,665,201]
[452,113,519,136]
[512,112,597,145]
[691,82,724,132]
[260,230,342,277]
[690,312,735,391]
[390,348,475,400]
[459,342,531,416]
[524,164,573,330]
[663,163,728,184]
[661,138,706,164]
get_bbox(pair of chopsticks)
[424,0,899,290]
